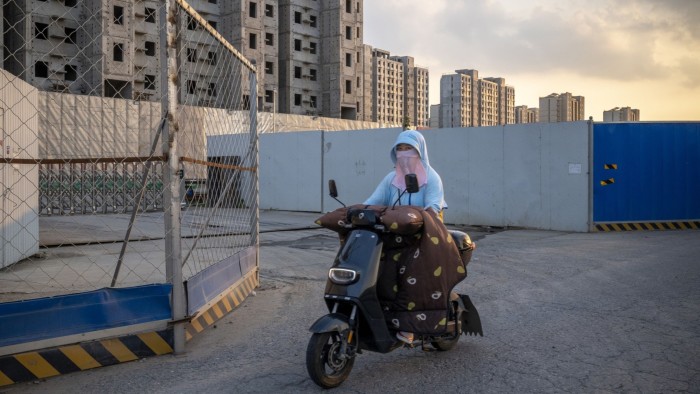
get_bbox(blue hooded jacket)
[364,130,446,212]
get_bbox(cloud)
[365,0,700,84]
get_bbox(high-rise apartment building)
[3,0,258,108]
[439,69,514,128]
[219,0,278,110]
[539,92,585,123]
[366,49,428,126]
[439,72,471,128]
[514,105,539,124]
[278,0,320,115]
[370,48,403,125]
[392,55,429,127]
[3,0,424,122]
[429,104,440,128]
[318,0,366,120]
[603,107,640,122]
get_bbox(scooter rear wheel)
[431,300,463,351]
[306,332,355,388]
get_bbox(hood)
[390,130,430,168]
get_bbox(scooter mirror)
[405,174,419,193]
[329,180,338,198]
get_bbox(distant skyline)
[364,0,700,121]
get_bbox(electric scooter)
[306,175,483,389]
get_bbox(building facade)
[366,50,429,126]
[514,105,539,124]
[392,55,429,127]
[428,104,440,128]
[439,69,514,128]
[539,92,585,123]
[3,0,425,122]
[370,48,403,125]
[603,107,640,122]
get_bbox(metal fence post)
[162,0,186,354]
[249,70,260,279]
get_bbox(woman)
[364,129,446,217]
[364,129,446,345]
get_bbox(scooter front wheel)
[306,332,355,388]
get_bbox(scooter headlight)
[328,268,358,285]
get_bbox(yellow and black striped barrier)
[185,272,259,341]
[0,329,172,387]
[595,221,700,232]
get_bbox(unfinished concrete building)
[514,105,539,124]
[439,72,473,128]
[440,69,515,128]
[278,0,321,116]
[392,56,429,127]
[603,106,640,122]
[219,0,278,110]
[4,0,92,95]
[484,77,515,126]
[539,92,585,123]
[319,0,366,120]
[3,0,423,122]
[371,48,404,125]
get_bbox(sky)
[363,0,700,121]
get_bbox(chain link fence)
[0,0,258,319]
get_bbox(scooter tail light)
[328,268,358,284]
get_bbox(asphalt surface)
[4,212,700,393]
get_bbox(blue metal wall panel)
[186,246,256,315]
[593,122,700,222]
[0,284,172,348]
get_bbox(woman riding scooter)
[364,129,446,344]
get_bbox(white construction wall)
[259,123,591,232]
[0,69,40,268]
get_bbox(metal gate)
[593,122,700,230]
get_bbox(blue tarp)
[0,284,172,348]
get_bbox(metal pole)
[587,116,594,232]
[111,118,165,287]
[162,0,186,354]
[249,70,260,280]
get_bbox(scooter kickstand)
[420,341,435,352]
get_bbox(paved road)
[5,217,700,393]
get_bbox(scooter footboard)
[309,313,350,334]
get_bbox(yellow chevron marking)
[221,294,233,312]
[185,330,193,341]
[229,292,240,307]
[100,339,138,362]
[0,371,14,386]
[622,223,633,231]
[611,223,623,232]
[137,332,173,355]
[242,278,252,294]
[15,352,60,378]
[633,223,644,231]
[191,317,204,332]
[202,311,215,325]
[642,223,654,230]
[212,304,224,319]
[690,222,699,229]
[233,289,243,306]
[60,345,101,370]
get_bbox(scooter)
[306,175,483,389]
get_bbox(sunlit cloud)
[364,0,700,120]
